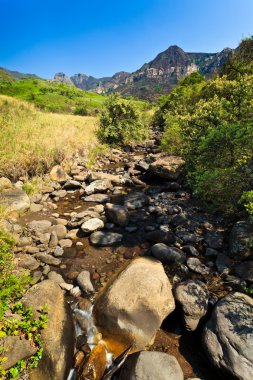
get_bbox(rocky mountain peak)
[54,72,73,85]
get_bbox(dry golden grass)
[0,95,98,179]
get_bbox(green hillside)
[0,77,106,115]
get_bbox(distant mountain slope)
[0,67,40,80]
[53,45,232,100]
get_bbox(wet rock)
[77,271,94,294]
[216,253,231,274]
[149,156,184,180]
[187,257,210,275]
[35,253,61,266]
[23,280,75,380]
[0,187,30,212]
[125,225,138,233]
[50,165,69,183]
[235,261,253,282]
[90,231,123,246]
[0,335,38,370]
[203,292,253,380]
[229,221,253,259]
[105,203,129,226]
[146,230,176,245]
[93,257,175,353]
[85,179,112,195]
[81,218,104,234]
[151,244,186,265]
[16,253,40,271]
[124,192,149,210]
[70,286,82,297]
[120,351,183,380]
[77,342,107,380]
[174,280,209,331]
[83,193,111,203]
[182,245,199,256]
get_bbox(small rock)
[105,203,129,226]
[182,245,199,256]
[35,253,61,266]
[49,231,58,248]
[16,253,40,271]
[235,261,253,282]
[30,203,43,212]
[90,231,123,246]
[81,218,104,234]
[151,243,186,265]
[54,246,64,257]
[83,194,111,203]
[59,239,73,248]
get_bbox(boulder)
[229,221,253,259]
[0,177,12,189]
[50,165,69,183]
[149,156,184,180]
[151,243,186,265]
[174,280,209,331]
[105,203,129,226]
[93,257,175,354]
[203,292,253,380]
[85,179,112,195]
[90,231,123,246]
[0,187,30,213]
[22,280,75,380]
[81,218,104,234]
[120,351,183,380]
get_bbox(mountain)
[0,67,40,80]
[54,45,232,100]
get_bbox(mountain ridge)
[53,44,232,99]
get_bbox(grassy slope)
[0,77,106,114]
[0,95,98,179]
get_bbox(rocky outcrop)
[53,72,73,85]
[22,280,75,380]
[93,257,175,354]
[203,292,253,380]
[120,351,184,380]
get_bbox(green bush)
[97,94,149,145]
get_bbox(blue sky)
[1,0,253,78]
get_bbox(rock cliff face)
[53,45,232,99]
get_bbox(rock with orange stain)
[93,257,175,356]
[77,342,107,380]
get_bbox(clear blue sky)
[1,0,253,78]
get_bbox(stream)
[18,146,232,380]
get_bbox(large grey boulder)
[0,187,30,213]
[174,280,209,331]
[203,292,253,380]
[229,221,253,259]
[85,179,112,195]
[149,156,184,180]
[93,257,175,353]
[120,351,183,380]
[22,280,75,380]
[105,203,129,226]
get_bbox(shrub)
[97,94,149,146]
